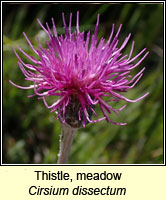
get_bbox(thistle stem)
[57,123,77,164]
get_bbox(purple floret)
[10,11,149,127]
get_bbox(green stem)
[57,123,77,164]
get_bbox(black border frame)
[1,0,165,167]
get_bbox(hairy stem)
[57,123,77,164]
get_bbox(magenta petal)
[10,12,149,127]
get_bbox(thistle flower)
[10,12,149,128]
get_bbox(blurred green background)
[3,3,163,164]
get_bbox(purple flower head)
[10,12,149,128]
